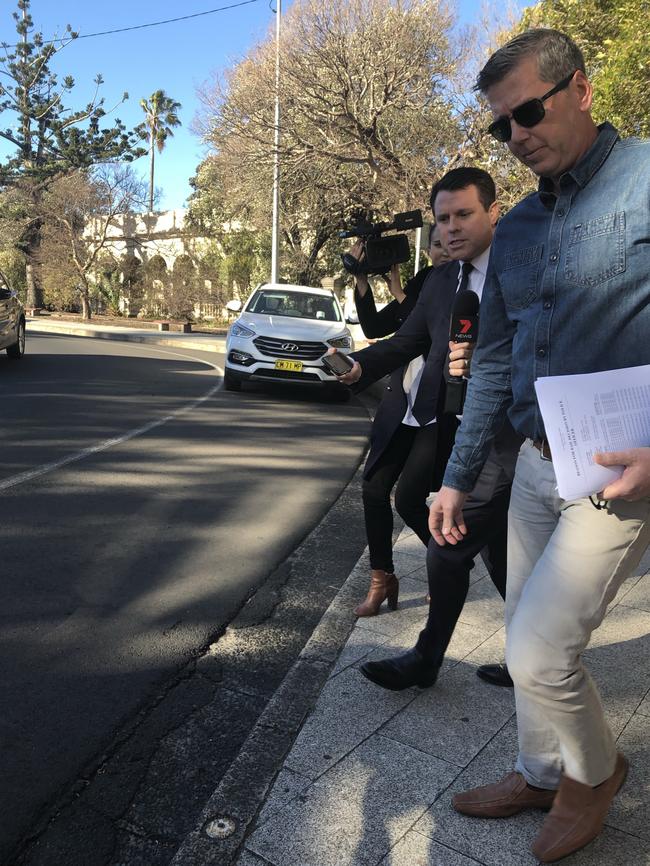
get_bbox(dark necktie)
[458,260,473,294]
[430,261,476,422]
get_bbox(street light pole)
[270,0,282,284]
[414,225,422,274]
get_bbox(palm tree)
[136,90,182,211]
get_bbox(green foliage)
[95,264,124,316]
[0,247,26,299]
[522,0,650,137]
[187,162,270,296]
[135,90,182,154]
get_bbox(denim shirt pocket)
[500,244,543,311]
[564,211,626,288]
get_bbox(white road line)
[0,342,226,493]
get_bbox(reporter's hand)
[387,263,406,303]
[429,486,468,545]
[325,348,362,385]
[448,341,474,378]
[594,448,650,501]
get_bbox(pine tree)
[0,0,144,307]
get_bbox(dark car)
[0,276,26,359]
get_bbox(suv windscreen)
[247,290,341,322]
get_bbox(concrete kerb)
[169,555,372,865]
[26,317,227,354]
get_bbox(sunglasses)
[487,70,577,143]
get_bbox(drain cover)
[205,816,237,839]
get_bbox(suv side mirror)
[226,299,242,313]
[346,311,359,325]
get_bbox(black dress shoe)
[360,648,439,691]
[476,663,513,688]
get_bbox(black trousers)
[362,423,438,572]
[415,441,512,665]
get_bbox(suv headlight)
[328,333,352,349]
[230,321,256,338]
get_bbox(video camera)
[340,209,423,276]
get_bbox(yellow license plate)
[275,358,303,372]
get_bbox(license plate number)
[275,358,303,372]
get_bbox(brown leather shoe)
[532,752,628,863]
[453,771,556,818]
[354,569,399,617]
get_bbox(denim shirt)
[444,123,650,492]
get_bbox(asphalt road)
[0,333,373,864]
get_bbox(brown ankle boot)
[354,569,399,617]
[532,752,628,863]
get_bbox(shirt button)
[550,254,558,263]
[556,209,565,217]
[543,301,552,310]
[537,347,546,357]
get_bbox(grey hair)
[475,29,585,94]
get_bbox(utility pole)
[270,0,281,284]
[413,226,422,274]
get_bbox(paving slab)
[639,692,650,716]
[381,661,516,768]
[330,625,392,678]
[608,711,650,842]
[379,833,485,866]
[256,767,312,828]
[391,551,429,580]
[283,665,414,781]
[248,735,458,866]
[619,572,650,613]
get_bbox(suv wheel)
[7,319,25,359]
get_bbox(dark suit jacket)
[352,261,460,479]
[352,261,523,485]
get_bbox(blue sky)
[0,1,522,211]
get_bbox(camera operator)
[345,226,451,617]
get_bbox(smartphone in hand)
[322,352,354,376]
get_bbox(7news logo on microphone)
[450,306,479,344]
[445,289,480,415]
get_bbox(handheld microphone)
[444,289,480,415]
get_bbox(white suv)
[224,283,354,394]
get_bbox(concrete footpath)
[226,529,650,866]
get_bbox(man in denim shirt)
[429,29,650,863]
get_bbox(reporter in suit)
[335,167,523,688]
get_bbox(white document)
[534,365,650,500]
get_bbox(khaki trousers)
[505,440,650,788]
